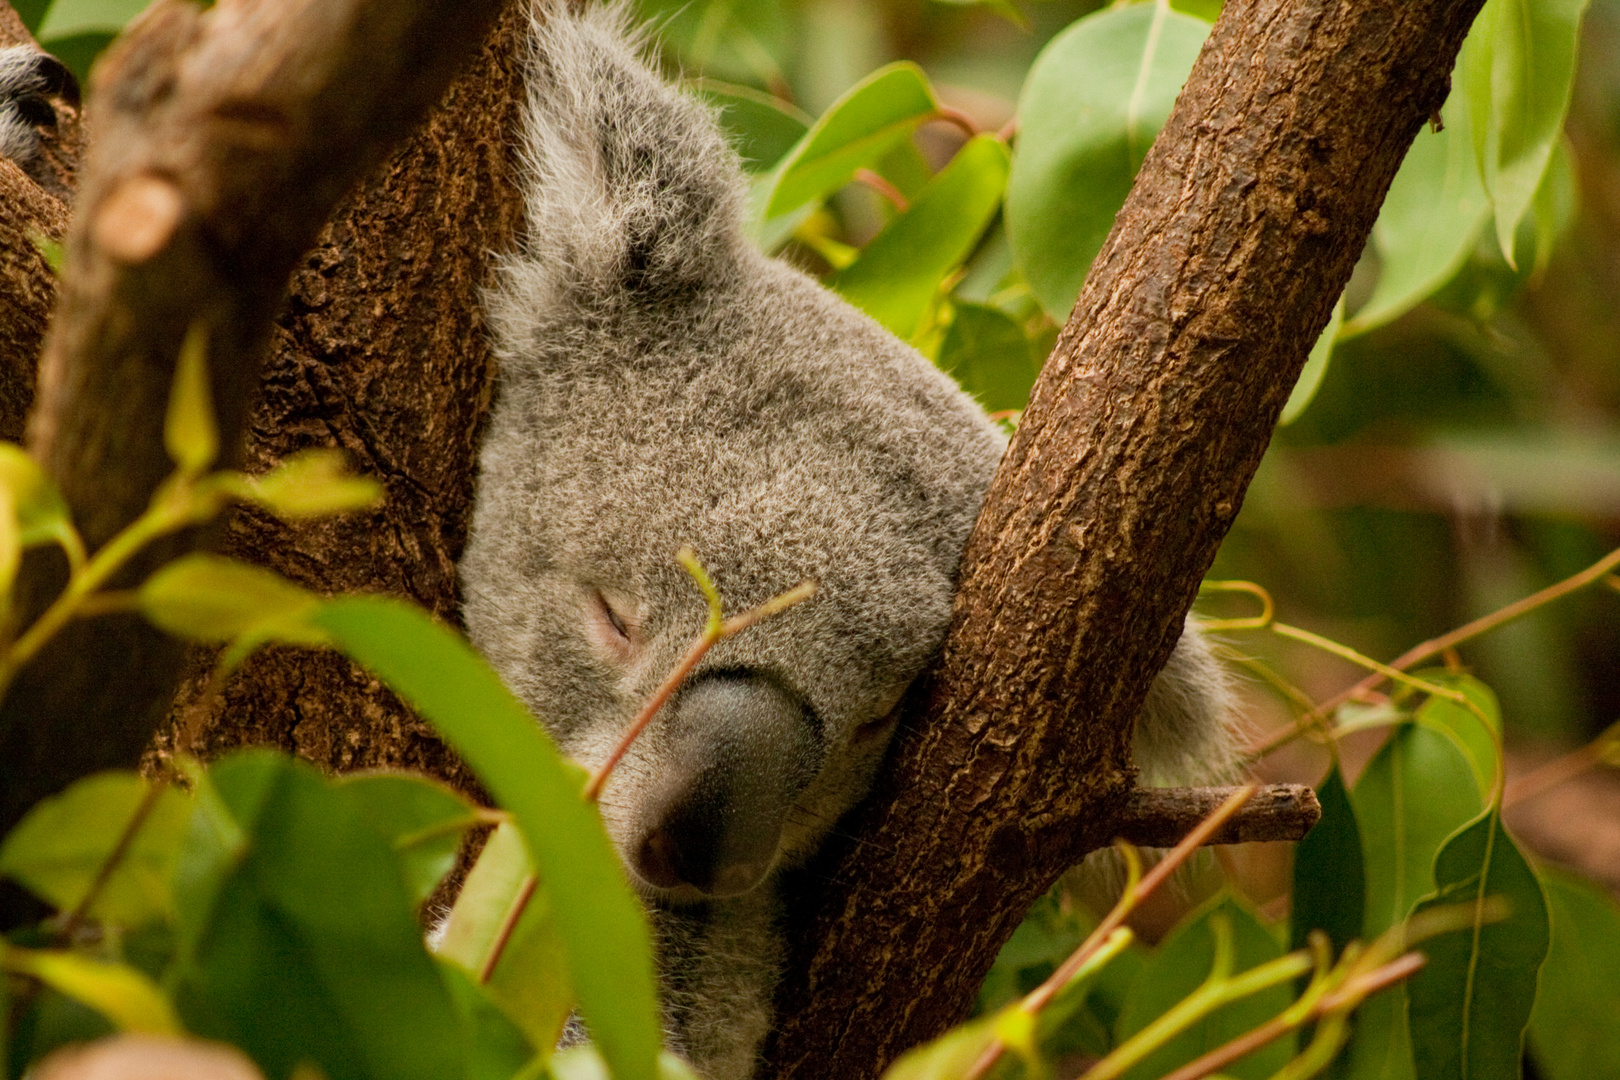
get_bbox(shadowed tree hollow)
[0,0,1485,1075]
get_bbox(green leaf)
[37,0,151,37]
[170,751,465,1080]
[1340,726,1482,1080]
[548,1045,705,1080]
[335,773,482,907]
[1278,294,1343,426]
[694,78,811,173]
[937,302,1039,414]
[13,0,51,34]
[832,135,1010,340]
[0,771,190,926]
[164,325,219,475]
[1527,867,1620,1080]
[1113,894,1295,1080]
[1288,765,1364,961]
[1411,672,1503,801]
[1006,2,1211,320]
[0,947,181,1034]
[246,449,384,520]
[1407,813,1550,1080]
[1342,97,1490,338]
[0,443,76,552]
[1459,0,1591,267]
[435,821,574,1054]
[312,597,661,1080]
[137,554,330,650]
[762,62,937,219]
[436,959,539,1080]
[1352,724,1483,938]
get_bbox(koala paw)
[0,46,79,178]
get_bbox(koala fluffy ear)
[502,2,748,309]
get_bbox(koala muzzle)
[631,673,821,898]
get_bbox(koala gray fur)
[458,4,1235,1078]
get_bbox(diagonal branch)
[764,1,1487,1077]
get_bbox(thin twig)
[1502,718,1620,809]
[479,873,538,984]
[931,105,981,140]
[55,779,167,944]
[854,169,908,212]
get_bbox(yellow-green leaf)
[164,324,219,475]
[0,443,77,553]
[2,946,182,1034]
[247,449,384,520]
[137,554,327,647]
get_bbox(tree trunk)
[763,1,1485,1077]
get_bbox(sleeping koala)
[0,6,1231,1077]
[459,4,1234,1078]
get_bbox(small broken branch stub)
[1114,784,1321,848]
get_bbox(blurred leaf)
[1410,671,1502,801]
[0,772,190,926]
[138,554,329,652]
[436,821,573,1054]
[937,302,1039,413]
[1171,0,1223,17]
[436,960,538,1080]
[1288,765,1364,960]
[694,78,811,173]
[1279,295,1344,425]
[164,326,218,475]
[37,0,149,37]
[1006,2,1210,320]
[929,0,1027,29]
[246,450,384,520]
[0,948,181,1034]
[1527,867,1620,1080]
[0,444,74,551]
[833,135,1010,339]
[1114,894,1295,1080]
[1458,0,1590,266]
[1528,134,1577,276]
[762,62,937,219]
[312,597,661,1080]
[1407,813,1549,1080]
[1342,96,1490,338]
[171,751,465,1080]
[1341,725,1481,1080]
[335,773,481,907]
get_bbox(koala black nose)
[629,673,821,898]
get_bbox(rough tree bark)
[764,1,1486,1077]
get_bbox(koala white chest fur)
[456,4,1232,1078]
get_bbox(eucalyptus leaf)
[0,771,190,926]
[695,78,810,173]
[1527,867,1620,1080]
[436,820,574,1053]
[436,960,539,1080]
[247,449,384,520]
[164,325,219,475]
[937,302,1039,414]
[1113,894,1295,1080]
[0,443,75,551]
[312,597,661,1080]
[1006,2,1210,320]
[1288,765,1364,960]
[1459,0,1591,266]
[171,751,466,1080]
[1342,94,1489,338]
[0,947,181,1035]
[1407,813,1549,1080]
[138,554,329,648]
[37,0,150,38]
[761,62,937,219]
[833,135,1010,339]
[336,773,482,907]
[1410,671,1503,801]
[1279,294,1343,425]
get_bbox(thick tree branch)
[765,1,1486,1077]
[0,0,508,844]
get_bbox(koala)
[459,3,1234,1078]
